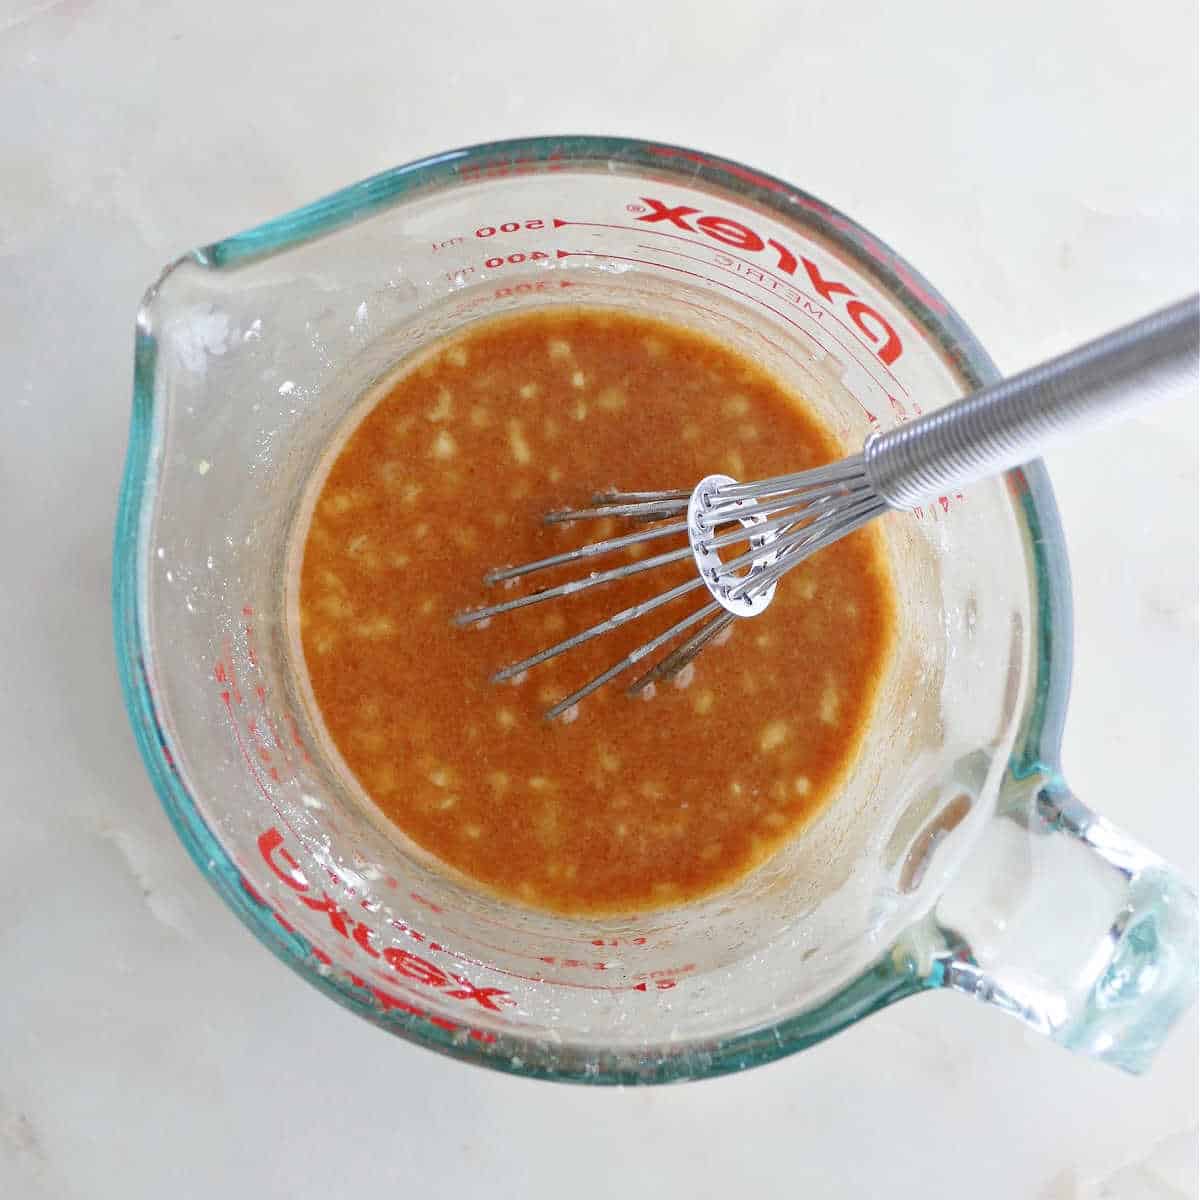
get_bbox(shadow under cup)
[119,137,1181,1082]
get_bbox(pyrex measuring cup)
[115,136,1198,1080]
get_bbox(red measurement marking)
[389,918,426,943]
[259,827,515,1011]
[219,692,685,1004]
[377,896,685,995]
[633,964,697,982]
[538,956,608,971]
[647,243,902,403]
[888,393,923,421]
[474,219,546,237]
[426,949,672,995]
[352,922,381,959]
[221,693,283,816]
[881,389,963,516]
[243,714,277,778]
[641,150,949,317]
[398,910,620,977]
[484,250,550,269]
[912,491,965,519]
[556,216,902,398]
[380,904,691,996]
[627,195,908,362]
[219,639,244,705]
[255,687,287,754]
[556,248,879,424]
[250,681,294,773]
[314,946,492,1039]
[354,861,678,960]
[553,214,909,398]
[368,984,460,1032]
[284,712,312,764]
[213,700,291,835]
[493,279,575,300]
[443,976,511,1011]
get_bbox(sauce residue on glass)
[297,308,895,915]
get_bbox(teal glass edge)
[114,134,1073,1083]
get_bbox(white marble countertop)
[2,2,1196,1197]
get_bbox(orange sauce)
[298,308,895,914]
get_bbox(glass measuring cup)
[115,136,1198,1080]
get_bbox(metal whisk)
[457,296,1198,719]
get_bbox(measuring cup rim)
[114,133,1072,1084]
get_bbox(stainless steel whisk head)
[455,459,884,719]
[454,296,1198,719]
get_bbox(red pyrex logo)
[635,197,902,366]
[257,827,511,1015]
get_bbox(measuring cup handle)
[916,782,1198,1073]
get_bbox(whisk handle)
[863,294,1199,509]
